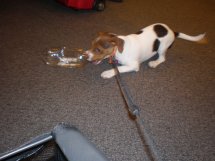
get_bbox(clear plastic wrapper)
[45,47,88,68]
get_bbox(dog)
[85,23,206,79]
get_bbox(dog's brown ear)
[111,37,124,53]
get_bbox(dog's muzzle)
[84,51,104,65]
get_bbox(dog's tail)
[175,32,207,44]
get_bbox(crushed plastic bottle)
[45,47,88,68]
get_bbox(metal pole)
[0,134,53,160]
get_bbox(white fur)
[91,23,205,79]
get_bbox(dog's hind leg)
[148,49,167,68]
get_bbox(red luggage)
[57,0,105,11]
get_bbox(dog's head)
[85,32,124,64]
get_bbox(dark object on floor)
[109,0,123,2]
[57,0,106,11]
[0,123,109,161]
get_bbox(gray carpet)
[0,0,214,161]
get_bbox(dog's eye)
[94,48,101,53]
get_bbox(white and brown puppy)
[85,23,206,79]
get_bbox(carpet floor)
[0,0,214,161]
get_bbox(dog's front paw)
[101,70,115,79]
